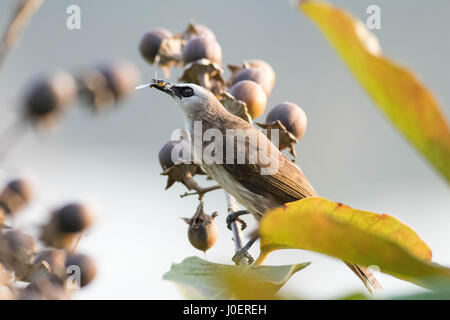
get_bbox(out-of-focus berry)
[182,203,218,253]
[159,140,191,170]
[40,203,94,249]
[0,230,36,278]
[0,178,33,216]
[34,249,66,277]
[182,35,222,65]
[231,67,273,97]
[139,28,173,64]
[23,72,77,125]
[266,102,307,141]
[65,253,97,288]
[228,80,267,119]
[81,61,140,110]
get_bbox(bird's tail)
[345,262,382,294]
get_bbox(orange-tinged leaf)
[299,1,450,182]
[259,197,450,288]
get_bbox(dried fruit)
[231,67,273,97]
[33,249,66,277]
[80,61,140,110]
[246,59,275,90]
[181,202,218,253]
[228,80,267,119]
[183,22,216,40]
[40,203,94,249]
[257,102,307,160]
[65,253,97,288]
[159,139,192,170]
[23,71,77,126]
[182,35,222,65]
[266,102,307,141]
[0,179,33,217]
[179,58,225,94]
[0,230,36,279]
[139,28,173,64]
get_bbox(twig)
[180,184,221,199]
[71,232,85,253]
[0,0,45,71]
[225,192,248,265]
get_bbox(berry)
[55,203,94,233]
[24,72,77,124]
[266,102,307,141]
[159,140,191,170]
[182,35,222,65]
[228,80,267,119]
[232,67,273,96]
[139,28,173,64]
[65,253,97,287]
[182,203,218,253]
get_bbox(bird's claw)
[226,210,249,231]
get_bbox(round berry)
[266,102,307,141]
[139,28,173,64]
[228,80,267,119]
[182,35,222,64]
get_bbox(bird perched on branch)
[144,79,381,293]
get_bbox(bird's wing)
[220,128,317,204]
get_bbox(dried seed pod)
[182,35,222,65]
[257,102,307,160]
[231,67,273,97]
[40,203,94,249]
[266,102,307,141]
[139,28,173,64]
[246,59,275,90]
[20,272,68,300]
[0,178,33,217]
[183,22,216,40]
[228,80,267,119]
[65,253,97,288]
[33,249,66,278]
[181,202,218,253]
[0,230,36,279]
[80,61,140,110]
[179,58,225,94]
[23,71,77,126]
[159,140,192,170]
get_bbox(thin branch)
[0,0,45,70]
[225,192,248,265]
[179,184,221,199]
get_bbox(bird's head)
[147,80,217,117]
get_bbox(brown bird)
[146,80,381,293]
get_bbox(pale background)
[0,0,449,299]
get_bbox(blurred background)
[0,0,449,299]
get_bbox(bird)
[145,79,381,293]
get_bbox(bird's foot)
[226,210,249,231]
[232,248,254,265]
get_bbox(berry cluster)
[1,59,141,299]
[0,179,95,299]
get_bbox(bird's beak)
[149,79,178,98]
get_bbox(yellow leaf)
[259,197,450,288]
[299,1,450,182]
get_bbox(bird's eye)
[181,87,194,98]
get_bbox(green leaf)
[299,1,450,182]
[163,256,310,299]
[258,197,450,289]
